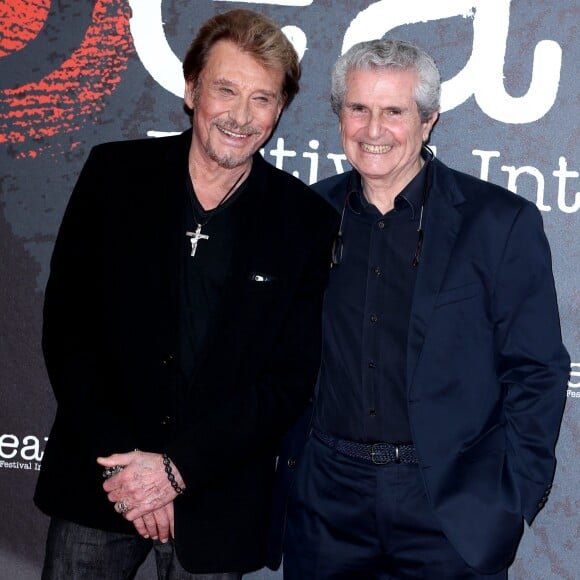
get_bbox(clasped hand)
[97,450,179,542]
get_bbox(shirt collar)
[348,153,430,220]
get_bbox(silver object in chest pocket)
[249,272,276,283]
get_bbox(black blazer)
[268,156,569,574]
[35,129,339,573]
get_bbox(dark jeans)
[42,517,242,580]
[284,434,508,580]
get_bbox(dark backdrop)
[1,1,578,578]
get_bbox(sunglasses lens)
[332,236,343,265]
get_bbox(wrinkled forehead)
[343,67,420,105]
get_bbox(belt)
[313,430,418,465]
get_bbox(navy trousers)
[284,434,507,580]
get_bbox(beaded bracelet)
[162,453,186,494]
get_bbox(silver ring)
[117,500,129,514]
[103,465,125,479]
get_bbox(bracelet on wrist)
[162,453,186,494]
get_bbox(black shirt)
[312,161,429,443]
[179,170,248,381]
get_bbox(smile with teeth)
[218,126,254,139]
[361,143,392,153]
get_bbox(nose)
[366,111,383,139]
[229,97,252,126]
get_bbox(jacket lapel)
[154,132,191,340]
[407,158,465,389]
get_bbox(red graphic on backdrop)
[0,0,50,57]
[0,0,134,158]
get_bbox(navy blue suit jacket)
[268,156,569,573]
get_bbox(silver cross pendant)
[186,224,209,257]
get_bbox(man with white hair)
[274,38,569,579]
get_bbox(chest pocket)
[435,282,480,308]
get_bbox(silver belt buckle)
[370,444,389,464]
[394,444,401,464]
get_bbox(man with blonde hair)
[35,9,337,579]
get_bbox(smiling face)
[185,40,285,170]
[339,66,437,194]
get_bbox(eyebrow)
[344,100,407,112]
[212,78,235,89]
[213,77,279,98]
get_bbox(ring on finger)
[116,499,129,514]
[103,465,125,479]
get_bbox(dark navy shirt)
[312,161,429,443]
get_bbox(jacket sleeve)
[492,201,569,523]
[42,146,134,459]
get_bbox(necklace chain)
[185,167,248,258]
[188,168,247,227]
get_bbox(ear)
[276,98,285,122]
[422,111,439,142]
[184,79,196,109]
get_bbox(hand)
[132,502,174,542]
[97,450,184,522]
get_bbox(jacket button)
[287,457,296,469]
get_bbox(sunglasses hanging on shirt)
[332,146,433,268]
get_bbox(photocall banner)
[1,1,577,578]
